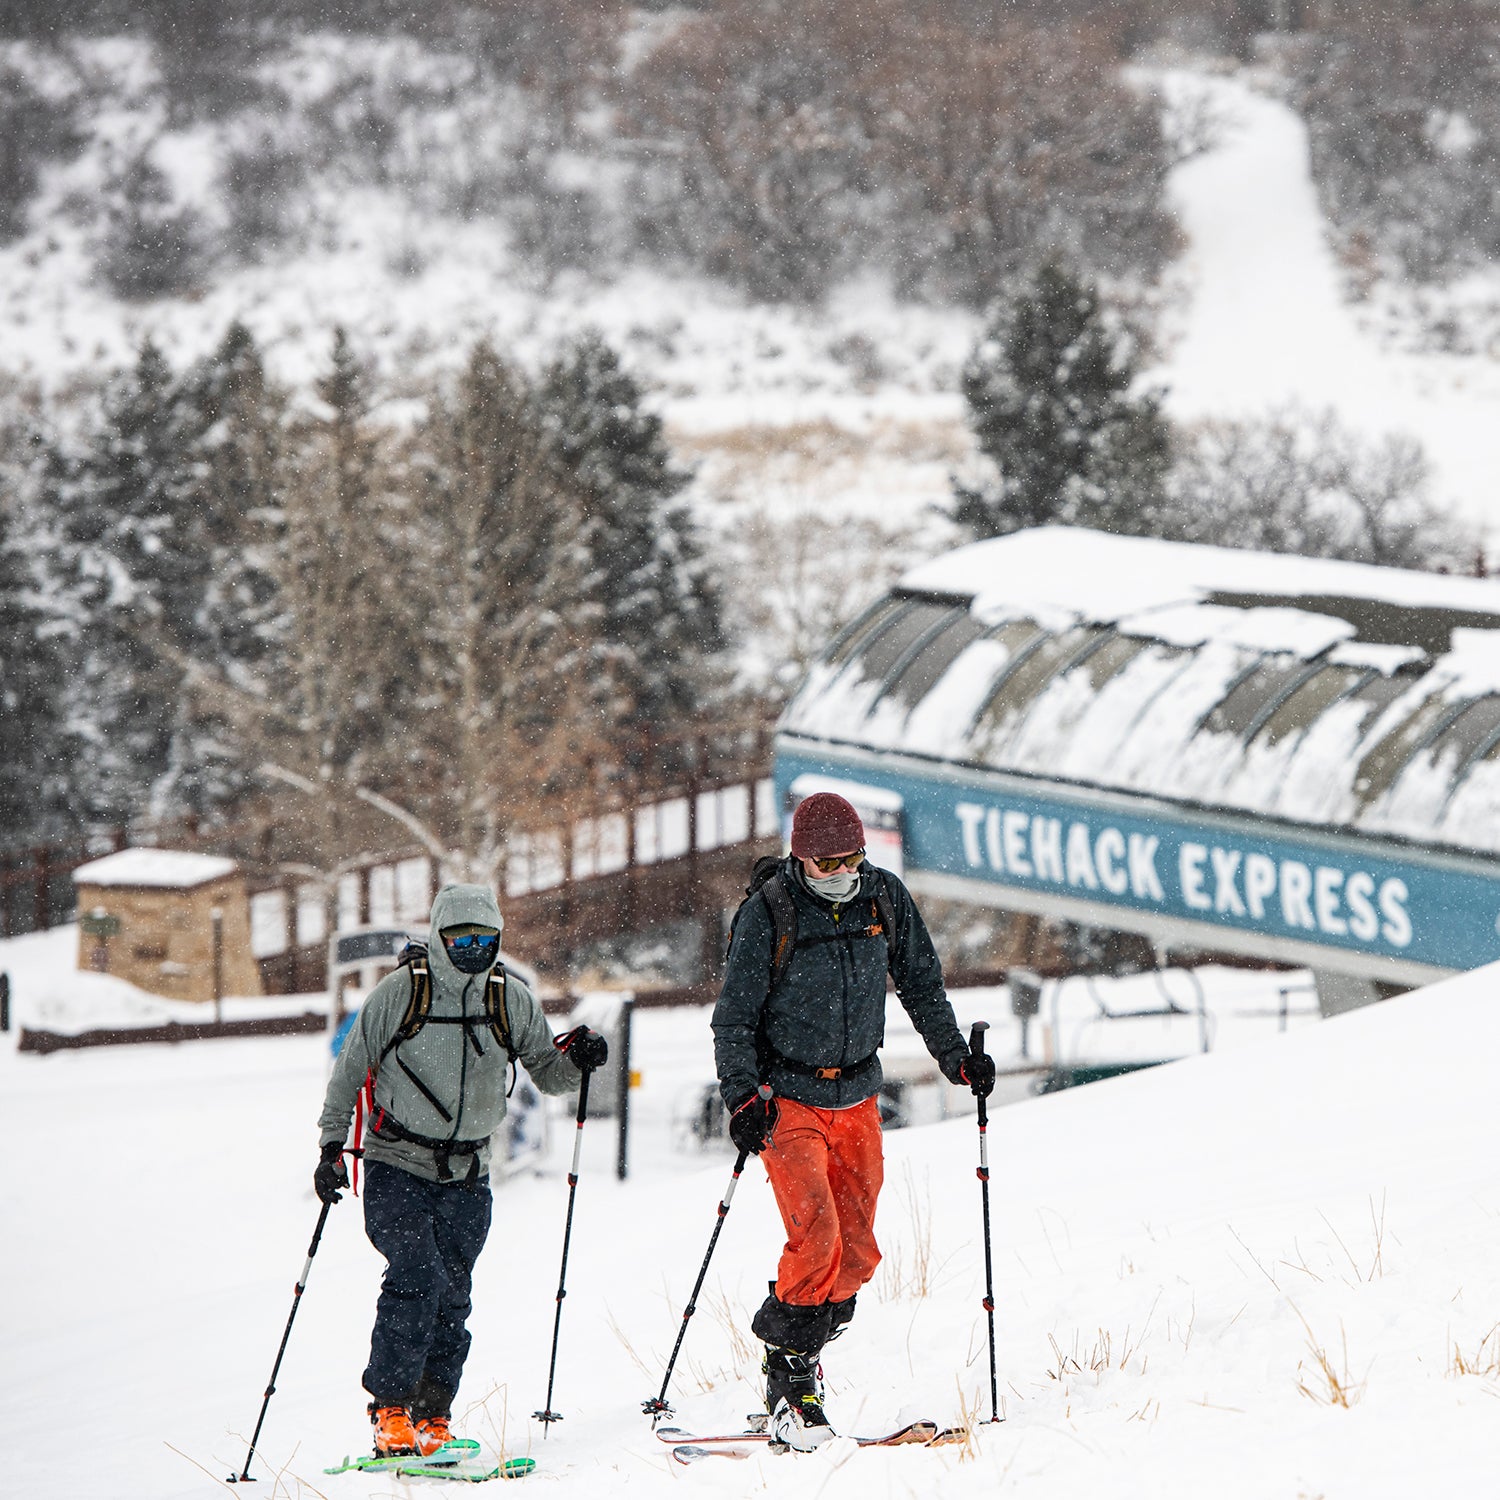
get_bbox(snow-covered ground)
[6,929,1499,1498]
[1157,70,1500,537]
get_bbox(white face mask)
[807,866,860,902]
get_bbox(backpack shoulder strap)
[761,872,798,990]
[483,964,518,1061]
[871,870,902,970]
[378,957,432,1063]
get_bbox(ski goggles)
[808,848,866,874]
[443,933,500,953]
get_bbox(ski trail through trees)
[1156,69,1500,541]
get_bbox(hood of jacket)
[426,882,505,995]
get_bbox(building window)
[846,598,957,687]
[1426,696,1500,785]
[1202,656,1323,740]
[882,610,990,708]
[1250,665,1374,747]
[1353,691,1461,806]
[971,626,1100,743]
[821,595,910,671]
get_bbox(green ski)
[324,1440,535,1482]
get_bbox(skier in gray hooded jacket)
[315,881,607,1459]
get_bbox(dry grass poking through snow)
[875,1162,938,1303]
[1448,1321,1500,1379]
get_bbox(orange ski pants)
[761,1096,884,1306]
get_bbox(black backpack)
[727,855,900,990]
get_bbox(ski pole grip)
[756,1083,774,1102]
[969,1020,990,1058]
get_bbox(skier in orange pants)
[713,792,994,1449]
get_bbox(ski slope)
[5,950,1500,1497]
[1157,70,1500,538]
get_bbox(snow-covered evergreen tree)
[49,337,204,824]
[0,488,67,845]
[534,333,725,728]
[169,321,289,812]
[955,258,1170,539]
[400,338,598,878]
[265,328,414,808]
[182,323,287,666]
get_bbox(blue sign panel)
[776,741,1500,975]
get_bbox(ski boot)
[368,1402,419,1457]
[414,1414,454,1458]
[764,1347,835,1451]
[826,1294,856,1343]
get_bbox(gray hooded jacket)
[318,883,582,1183]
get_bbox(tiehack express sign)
[775,742,1500,976]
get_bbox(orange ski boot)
[368,1402,419,1457]
[414,1414,454,1458]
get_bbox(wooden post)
[32,846,50,932]
[212,907,225,1024]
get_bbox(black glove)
[959,1053,996,1098]
[941,1048,996,1098]
[555,1025,609,1072]
[314,1140,350,1204]
[727,1089,778,1156]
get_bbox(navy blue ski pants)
[361,1161,492,1411]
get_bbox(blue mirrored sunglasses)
[444,933,499,952]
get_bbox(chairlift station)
[775,528,1500,998]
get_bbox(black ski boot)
[764,1346,834,1451]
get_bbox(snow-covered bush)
[619,0,1174,304]
[1282,6,1500,289]
[95,156,207,300]
[0,61,82,244]
[1161,407,1478,573]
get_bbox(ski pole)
[228,1199,336,1483]
[534,1065,593,1431]
[641,1085,770,1422]
[969,1021,1001,1424]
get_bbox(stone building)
[72,849,263,1002]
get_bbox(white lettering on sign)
[1280,860,1316,930]
[1002,809,1031,877]
[1065,822,1098,888]
[1346,871,1378,941]
[1095,827,1128,894]
[956,803,986,867]
[1380,878,1412,947]
[1128,835,1164,901]
[1245,853,1277,920]
[1315,866,1346,936]
[1032,817,1064,883]
[1211,847,1245,916]
[1180,843,1211,911]
[951,801,1416,952]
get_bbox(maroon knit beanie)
[789,792,865,860]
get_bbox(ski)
[323,1443,536,1482]
[668,1427,966,1466]
[656,1420,945,1449]
[672,1444,755,1464]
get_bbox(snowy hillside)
[2,33,1497,552]
[1158,69,1500,538]
[7,950,1500,1498]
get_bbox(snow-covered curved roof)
[780,528,1500,858]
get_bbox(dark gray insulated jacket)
[318,882,582,1183]
[713,857,968,1111]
